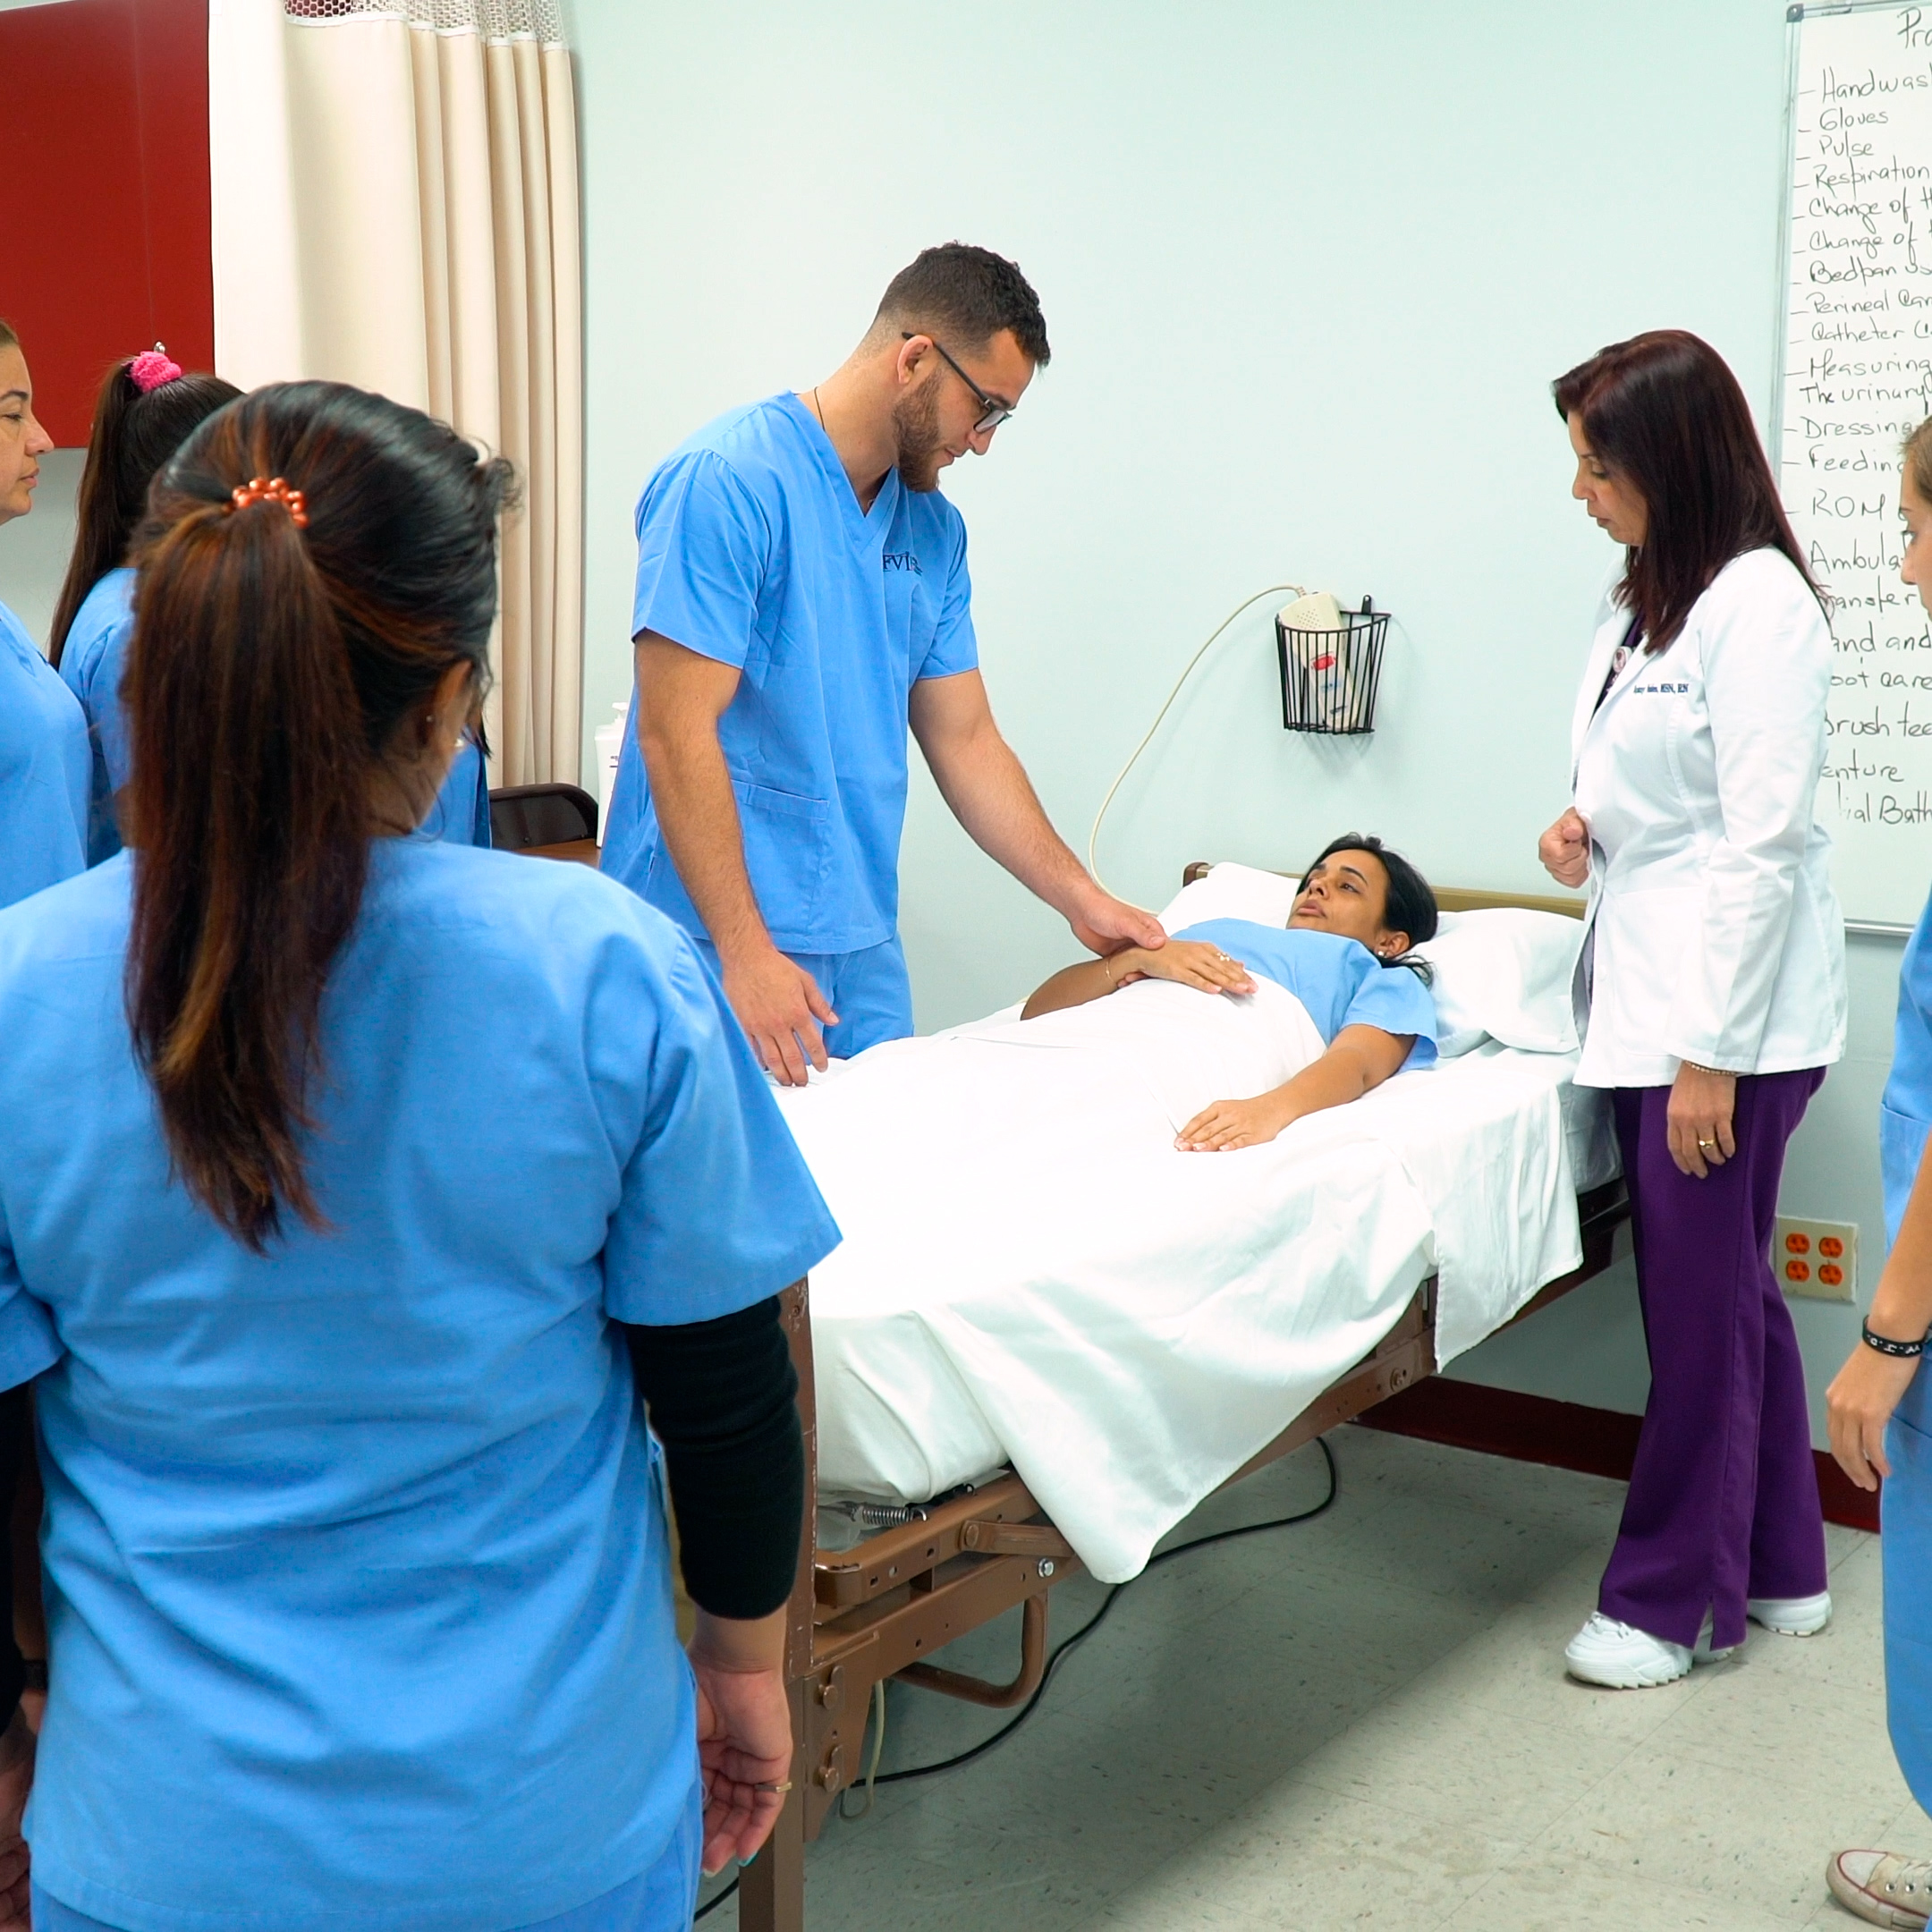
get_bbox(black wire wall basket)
[1275,597,1388,735]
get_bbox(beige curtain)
[207,0,583,786]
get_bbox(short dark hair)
[875,243,1050,367]
[1552,330,1820,654]
[1301,834,1438,979]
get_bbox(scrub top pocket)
[1881,1100,1932,1252]
[731,779,834,945]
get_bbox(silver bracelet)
[1682,1060,1740,1078]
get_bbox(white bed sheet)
[776,987,1593,1584]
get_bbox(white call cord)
[1085,583,1308,896]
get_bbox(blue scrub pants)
[691,932,913,1060]
[32,1781,702,1932]
[1885,1395,1932,1810]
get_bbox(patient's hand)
[1176,1093,1289,1152]
[1131,941,1256,998]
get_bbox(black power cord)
[694,1436,1339,1922]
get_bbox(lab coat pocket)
[733,779,833,938]
[1590,886,1688,1065]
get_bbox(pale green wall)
[569,0,1890,1436]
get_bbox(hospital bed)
[728,870,1631,1932]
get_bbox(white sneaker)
[1827,1849,1932,1928]
[1750,1589,1831,1635]
[1564,1611,1693,1688]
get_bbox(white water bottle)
[593,697,631,846]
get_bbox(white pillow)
[1155,863,1582,1059]
[1157,861,1301,932]
[1415,909,1583,1056]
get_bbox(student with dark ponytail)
[53,348,494,864]
[0,381,837,1932]
[48,348,237,863]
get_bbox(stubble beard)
[893,381,947,493]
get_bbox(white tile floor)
[696,1428,1922,1930]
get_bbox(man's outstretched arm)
[908,669,1165,955]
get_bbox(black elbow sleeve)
[0,1385,29,1719]
[623,1298,803,1621]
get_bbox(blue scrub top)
[601,392,979,954]
[1884,890,1932,1439]
[59,569,492,861]
[1175,919,1439,1068]
[0,598,88,907]
[0,842,840,1932]
[55,569,135,865]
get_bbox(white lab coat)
[1570,547,1847,1090]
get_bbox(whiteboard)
[1777,1,1932,928]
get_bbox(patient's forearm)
[1021,956,1133,1018]
[1267,1045,1383,1129]
[1175,1026,1414,1153]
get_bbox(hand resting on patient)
[1020,834,1440,1152]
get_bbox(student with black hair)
[1021,835,1439,1149]
[53,349,495,864]
[602,242,1163,1084]
[0,379,837,1930]
[0,319,87,913]
[49,349,239,863]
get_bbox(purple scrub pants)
[1597,1068,1829,1652]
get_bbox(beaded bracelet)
[1862,1320,1928,1359]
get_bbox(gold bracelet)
[1682,1060,1739,1078]
[1102,955,1118,988]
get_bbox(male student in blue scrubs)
[601,242,1164,1082]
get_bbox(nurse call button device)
[1775,1216,1857,1301]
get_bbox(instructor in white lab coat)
[1538,328,1847,1691]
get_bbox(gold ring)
[1698,1139,1716,1150]
[755,1780,793,1793]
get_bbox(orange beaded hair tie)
[227,476,309,530]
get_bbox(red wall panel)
[0,0,213,445]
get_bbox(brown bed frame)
[728,870,1616,1932]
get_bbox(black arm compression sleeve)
[0,1386,27,1718]
[623,1297,803,1622]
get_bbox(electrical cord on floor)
[693,1435,1340,1919]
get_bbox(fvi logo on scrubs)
[882,552,924,575]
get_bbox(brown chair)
[487,783,598,852]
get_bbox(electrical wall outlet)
[1775,1217,1857,1302]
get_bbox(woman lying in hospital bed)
[1016,833,1440,1148]
[773,834,1535,1580]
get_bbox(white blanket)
[776,985,1583,1583]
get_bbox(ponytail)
[126,501,369,1247]
[127,381,512,1250]
[50,358,239,666]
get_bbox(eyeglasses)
[903,332,1016,435]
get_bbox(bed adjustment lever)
[896,1593,1051,1710]
[957,1518,1075,1561]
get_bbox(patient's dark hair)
[1302,834,1438,980]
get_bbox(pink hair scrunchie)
[129,348,183,395]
